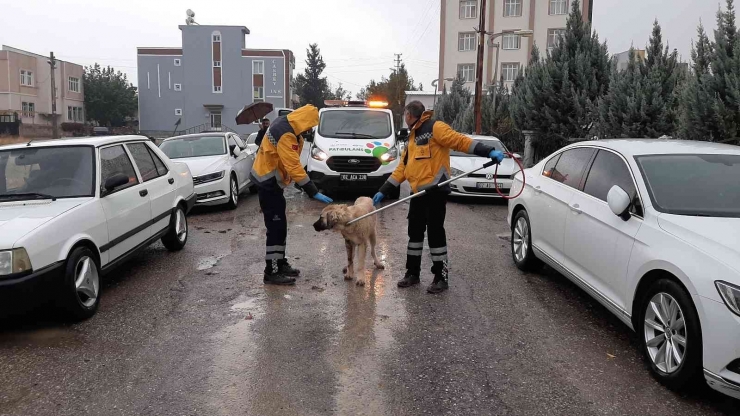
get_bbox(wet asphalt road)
[1,186,738,416]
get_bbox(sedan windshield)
[451,140,505,157]
[318,110,392,139]
[160,136,226,159]
[0,146,94,200]
[636,154,740,218]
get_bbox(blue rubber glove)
[489,150,505,164]
[372,192,385,206]
[313,193,333,204]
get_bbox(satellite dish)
[186,9,195,17]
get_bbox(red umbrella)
[235,102,274,125]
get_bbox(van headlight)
[0,248,33,277]
[380,147,398,162]
[311,147,329,161]
[716,281,740,317]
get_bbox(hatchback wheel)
[162,206,188,251]
[226,175,239,210]
[511,210,542,271]
[60,247,101,321]
[638,279,702,391]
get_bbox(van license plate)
[340,174,367,181]
[477,182,502,189]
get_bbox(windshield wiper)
[0,192,57,202]
[333,132,380,140]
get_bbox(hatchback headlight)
[451,167,465,176]
[311,146,328,161]
[0,248,33,276]
[193,170,225,185]
[716,281,740,317]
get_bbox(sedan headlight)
[193,170,225,185]
[311,146,329,161]
[0,248,32,277]
[451,167,465,176]
[716,281,740,317]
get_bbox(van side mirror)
[607,185,632,221]
[303,129,315,142]
[103,173,129,196]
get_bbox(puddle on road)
[0,326,82,348]
[197,254,227,271]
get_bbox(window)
[502,33,521,50]
[210,112,222,129]
[160,136,227,159]
[68,77,80,93]
[175,109,182,116]
[147,146,169,176]
[214,86,222,93]
[213,61,221,67]
[503,0,522,17]
[458,64,475,82]
[21,102,35,118]
[583,150,641,214]
[174,58,181,66]
[502,63,520,82]
[253,86,264,102]
[0,146,94,198]
[127,142,160,182]
[174,83,182,91]
[458,32,476,51]
[549,0,568,15]
[67,106,83,122]
[318,110,392,139]
[212,34,221,42]
[542,153,561,178]
[20,70,33,87]
[100,145,139,194]
[252,60,264,74]
[459,0,477,18]
[548,28,566,49]
[549,148,595,189]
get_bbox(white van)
[300,100,403,198]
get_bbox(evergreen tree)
[294,44,330,108]
[679,22,717,140]
[511,0,610,156]
[710,0,740,141]
[433,76,471,127]
[599,21,682,138]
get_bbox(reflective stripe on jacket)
[249,105,319,196]
[379,110,494,194]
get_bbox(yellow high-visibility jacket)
[379,111,494,194]
[250,105,319,196]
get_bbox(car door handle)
[534,185,542,194]
[570,203,581,214]
[139,189,148,197]
[168,178,175,185]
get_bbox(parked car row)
[506,139,740,400]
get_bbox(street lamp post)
[474,29,534,134]
[432,77,455,109]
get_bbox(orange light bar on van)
[367,100,389,108]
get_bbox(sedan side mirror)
[229,144,239,157]
[103,173,129,195]
[607,185,632,221]
[303,129,315,142]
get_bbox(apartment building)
[437,0,593,91]
[0,45,85,126]
[137,24,295,136]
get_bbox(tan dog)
[313,197,384,286]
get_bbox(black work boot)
[427,274,449,294]
[278,260,301,277]
[397,271,421,288]
[264,260,296,285]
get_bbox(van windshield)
[318,110,392,139]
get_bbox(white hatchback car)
[449,135,521,198]
[507,140,740,400]
[160,132,257,209]
[0,136,195,320]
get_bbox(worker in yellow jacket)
[250,104,333,285]
[373,101,504,293]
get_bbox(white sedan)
[507,139,740,400]
[160,132,257,209]
[0,136,195,320]
[449,135,521,198]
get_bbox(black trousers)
[406,192,449,278]
[258,187,287,273]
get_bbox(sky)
[0,0,724,98]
